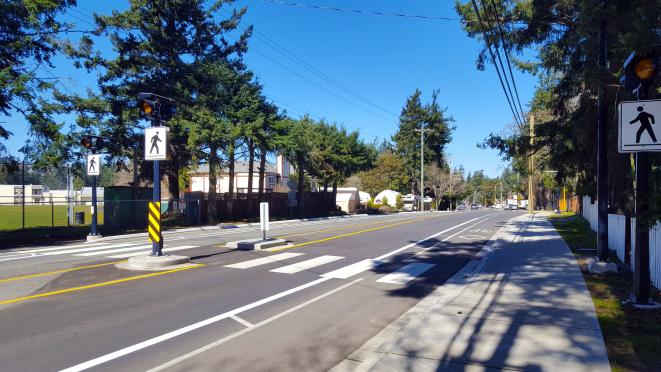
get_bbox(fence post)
[51,199,54,229]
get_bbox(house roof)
[191,161,277,175]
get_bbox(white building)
[358,191,371,204]
[335,187,360,214]
[189,155,291,194]
[374,190,401,208]
[0,184,44,204]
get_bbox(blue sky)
[3,0,538,177]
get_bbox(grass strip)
[549,212,661,372]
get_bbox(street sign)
[619,99,661,153]
[145,127,169,160]
[87,154,101,176]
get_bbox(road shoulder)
[332,213,610,372]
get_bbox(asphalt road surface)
[0,209,521,371]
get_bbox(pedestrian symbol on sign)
[629,106,656,143]
[89,157,96,172]
[144,127,169,160]
[150,131,162,154]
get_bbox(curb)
[331,213,530,372]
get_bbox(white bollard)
[260,202,269,240]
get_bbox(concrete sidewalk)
[333,213,610,372]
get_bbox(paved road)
[0,210,520,371]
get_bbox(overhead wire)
[469,0,525,130]
[478,0,526,126]
[486,0,527,123]
[260,0,468,23]
[252,30,399,119]
[218,9,398,123]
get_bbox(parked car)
[470,203,479,210]
[457,203,466,210]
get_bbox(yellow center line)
[270,214,440,252]
[0,260,127,284]
[275,216,425,239]
[0,264,204,306]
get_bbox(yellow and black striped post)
[148,201,162,254]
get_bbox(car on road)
[470,203,479,210]
[457,203,466,210]
[506,204,518,210]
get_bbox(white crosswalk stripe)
[270,255,344,274]
[41,242,145,256]
[321,259,383,279]
[376,262,435,285]
[0,240,201,261]
[224,253,304,269]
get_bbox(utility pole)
[528,113,535,214]
[414,125,431,212]
[596,0,609,262]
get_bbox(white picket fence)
[581,197,661,289]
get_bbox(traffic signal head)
[137,92,175,122]
[138,92,157,119]
[634,57,655,80]
[81,137,93,149]
[621,51,657,95]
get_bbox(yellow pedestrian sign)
[148,202,161,243]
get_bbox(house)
[335,187,360,213]
[189,155,292,194]
[0,184,44,204]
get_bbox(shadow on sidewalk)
[367,218,608,371]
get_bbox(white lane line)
[3,243,109,255]
[320,215,495,280]
[230,315,254,328]
[74,245,152,257]
[224,252,304,269]
[41,243,144,256]
[146,278,363,372]
[59,277,332,372]
[106,246,199,259]
[321,259,383,279]
[374,214,495,261]
[376,262,435,285]
[269,255,344,274]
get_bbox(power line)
[485,0,526,122]
[250,48,396,123]
[469,0,524,130]
[478,0,525,125]
[261,0,467,22]
[252,30,399,119]
[218,10,398,123]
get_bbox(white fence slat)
[580,200,660,289]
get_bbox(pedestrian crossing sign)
[87,154,101,176]
[145,127,169,160]
[619,99,661,153]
